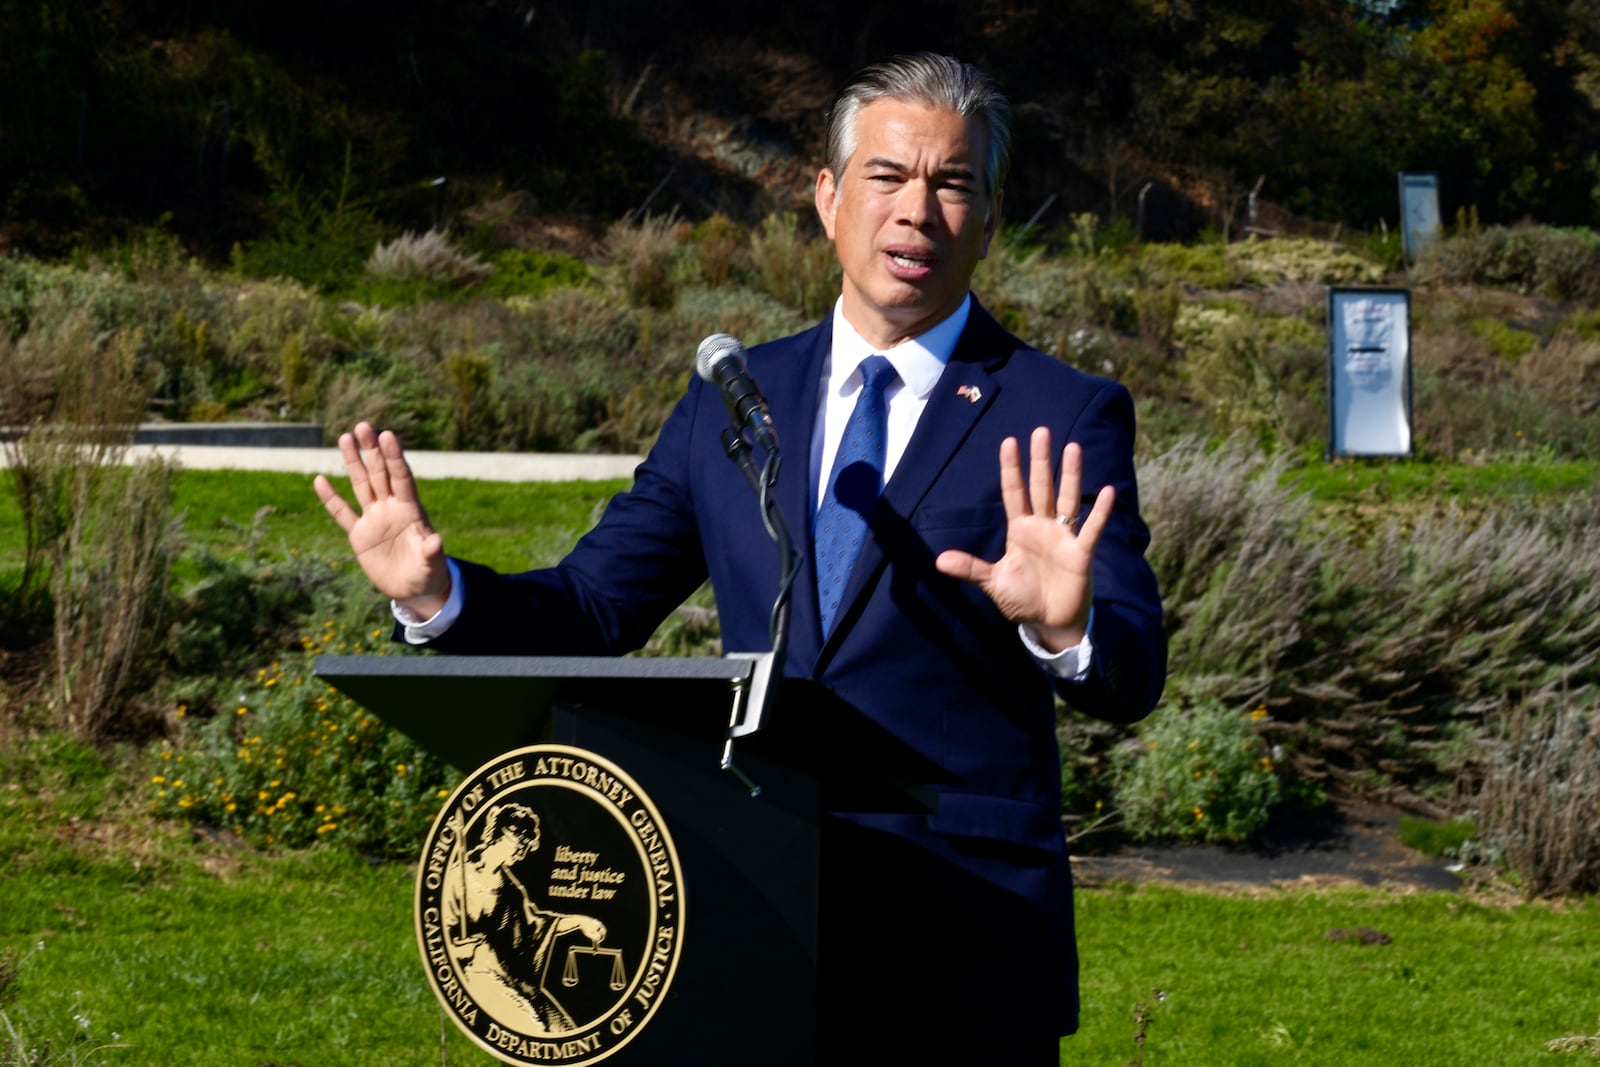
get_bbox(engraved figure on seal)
[443,801,608,1033]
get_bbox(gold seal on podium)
[415,745,685,1065]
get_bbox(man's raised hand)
[934,427,1112,652]
[313,422,452,618]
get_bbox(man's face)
[816,98,1001,350]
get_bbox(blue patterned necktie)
[815,354,899,637]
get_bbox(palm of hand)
[347,495,438,600]
[314,422,449,611]
[981,513,1095,631]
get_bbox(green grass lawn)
[1071,884,1600,1065]
[4,738,1598,1066]
[0,467,630,586]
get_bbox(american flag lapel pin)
[956,384,982,403]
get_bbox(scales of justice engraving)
[416,745,686,1067]
[443,801,611,1032]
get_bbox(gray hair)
[824,52,1012,208]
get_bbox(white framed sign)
[1327,287,1413,458]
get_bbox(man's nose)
[895,181,937,229]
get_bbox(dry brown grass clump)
[365,228,493,287]
[1470,703,1600,897]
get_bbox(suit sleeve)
[1058,378,1167,724]
[415,376,712,656]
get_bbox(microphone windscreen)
[696,333,745,382]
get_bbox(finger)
[1056,441,1084,524]
[378,429,420,507]
[356,422,392,500]
[935,548,994,585]
[997,436,1026,520]
[1074,484,1116,554]
[1028,426,1054,518]
[338,431,374,508]
[313,475,359,535]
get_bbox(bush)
[149,610,454,859]
[1465,315,1539,361]
[1,316,180,743]
[604,213,688,309]
[748,213,839,321]
[1112,687,1281,843]
[1466,702,1600,896]
[1134,240,1240,290]
[230,156,385,293]
[1419,225,1600,304]
[671,285,810,348]
[1174,307,1326,449]
[1290,494,1600,794]
[1141,437,1320,696]
[1225,236,1387,286]
[364,228,492,287]
[481,248,589,300]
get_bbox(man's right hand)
[314,421,452,619]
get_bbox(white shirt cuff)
[1018,607,1094,683]
[393,558,465,644]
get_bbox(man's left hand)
[934,427,1112,652]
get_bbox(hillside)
[5,2,1600,258]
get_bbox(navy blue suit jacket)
[425,300,1165,1036]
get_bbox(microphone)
[697,333,779,456]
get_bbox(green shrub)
[1134,241,1240,289]
[1294,495,1600,791]
[1112,688,1281,843]
[1355,227,1407,275]
[230,154,385,293]
[688,213,749,288]
[1174,307,1326,449]
[1412,363,1600,462]
[1225,236,1387,286]
[149,610,454,859]
[481,247,589,299]
[1560,307,1600,343]
[1465,315,1539,361]
[672,285,812,348]
[163,541,354,705]
[604,213,688,309]
[1419,225,1600,303]
[749,213,840,321]
[489,287,656,452]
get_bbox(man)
[317,52,1164,1062]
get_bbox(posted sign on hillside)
[1327,288,1413,458]
[1399,172,1442,263]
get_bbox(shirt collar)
[828,294,971,399]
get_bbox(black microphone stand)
[718,426,799,796]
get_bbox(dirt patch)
[1071,798,1464,892]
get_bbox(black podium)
[314,653,939,1066]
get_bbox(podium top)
[314,654,754,771]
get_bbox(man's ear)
[815,168,839,240]
[980,191,1004,258]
